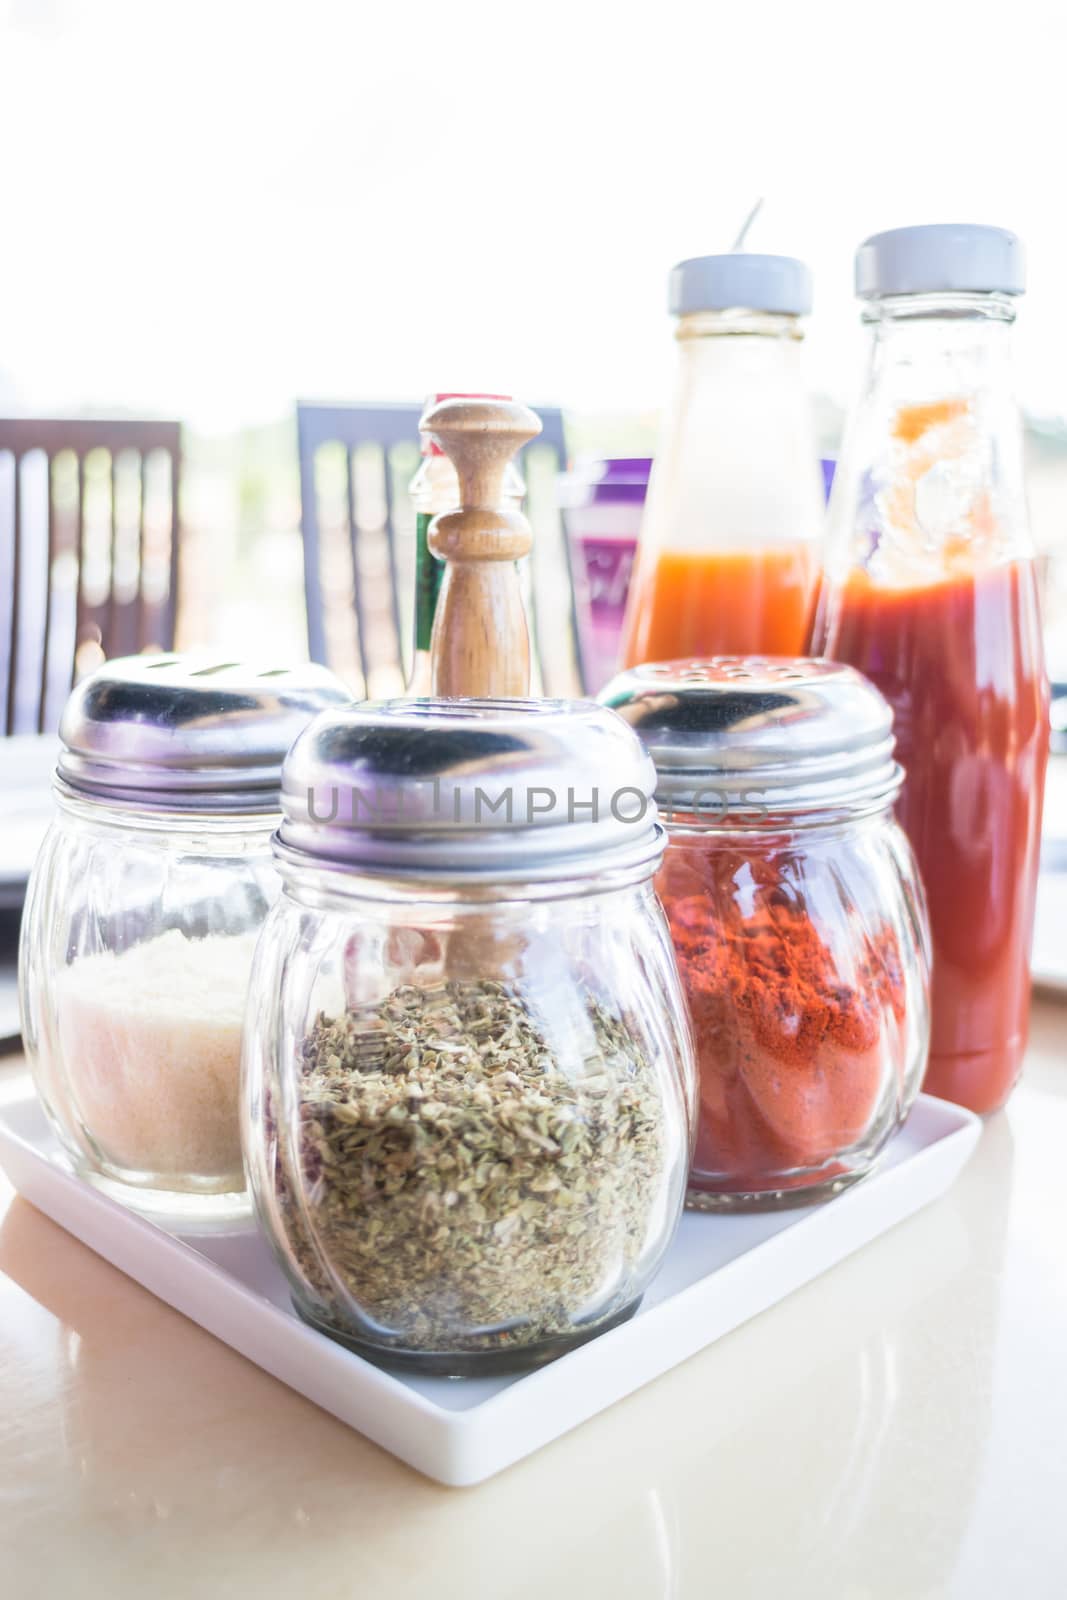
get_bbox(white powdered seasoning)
[56,929,259,1183]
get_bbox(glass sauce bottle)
[620,253,824,667]
[813,224,1049,1115]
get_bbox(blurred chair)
[0,418,182,735]
[297,400,581,699]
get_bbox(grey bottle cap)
[669,253,813,317]
[599,657,901,819]
[855,224,1025,299]
[58,654,352,813]
[278,697,664,882]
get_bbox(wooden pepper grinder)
[423,395,541,698]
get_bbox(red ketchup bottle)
[813,225,1049,1114]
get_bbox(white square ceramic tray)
[0,1083,980,1486]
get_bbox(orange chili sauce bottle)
[620,252,825,672]
[621,543,817,665]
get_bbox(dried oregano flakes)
[277,978,672,1356]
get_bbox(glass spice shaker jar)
[242,697,696,1375]
[19,654,351,1219]
[601,658,931,1210]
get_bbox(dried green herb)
[277,978,669,1357]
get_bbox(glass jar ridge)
[674,308,807,342]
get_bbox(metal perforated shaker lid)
[58,654,353,813]
[278,697,663,881]
[599,657,901,818]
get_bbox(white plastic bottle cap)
[669,254,813,317]
[855,224,1026,299]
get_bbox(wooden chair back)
[0,418,181,734]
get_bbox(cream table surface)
[1,1006,1066,1600]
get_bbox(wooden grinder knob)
[423,396,542,698]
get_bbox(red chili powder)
[659,844,905,1194]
